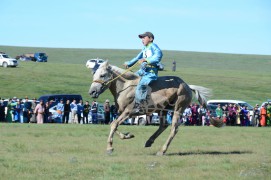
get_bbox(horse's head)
[89,61,113,98]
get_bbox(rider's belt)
[146,65,156,68]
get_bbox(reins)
[93,62,140,86]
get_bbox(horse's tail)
[210,117,224,128]
[189,85,224,128]
[189,85,212,108]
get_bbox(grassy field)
[0,45,271,105]
[1,46,271,179]
[0,124,270,179]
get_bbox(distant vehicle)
[260,99,271,108]
[207,99,254,118]
[123,113,160,125]
[86,58,105,69]
[17,52,48,62]
[0,52,18,68]
[38,94,83,104]
[48,103,104,123]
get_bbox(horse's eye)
[100,74,105,78]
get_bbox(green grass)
[0,45,271,105]
[0,124,270,179]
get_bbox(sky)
[1,0,271,55]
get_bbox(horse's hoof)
[145,141,153,147]
[107,148,114,155]
[126,133,135,139]
[156,151,165,156]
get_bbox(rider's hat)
[138,32,154,40]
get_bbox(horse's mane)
[111,65,139,80]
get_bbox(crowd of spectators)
[0,97,118,124]
[215,102,271,127]
[178,102,271,127]
[1,96,270,127]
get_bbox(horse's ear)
[104,61,112,70]
[104,60,109,66]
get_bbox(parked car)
[0,52,18,68]
[38,94,83,104]
[16,52,48,62]
[86,58,105,69]
[123,113,160,125]
[48,103,105,123]
[260,99,271,108]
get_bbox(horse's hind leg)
[145,112,168,147]
[156,111,181,156]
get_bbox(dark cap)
[138,32,154,40]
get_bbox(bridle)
[92,62,140,86]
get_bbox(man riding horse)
[123,32,163,114]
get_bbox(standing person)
[30,98,38,123]
[172,60,176,72]
[0,99,5,122]
[91,100,98,124]
[183,105,192,126]
[215,104,223,119]
[77,99,84,124]
[6,99,14,123]
[252,104,260,127]
[83,101,90,124]
[23,96,32,123]
[35,100,45,124]
[123,31,163,113]
[14,99,23,123]
[70,99,78,124]
[198,105,207,126]
[63,100,71,124]
[110,102,118,122]
[228,104,235,126]
[191,103,198,126]
[243,106,250,126]
[222,104,229,125]
[235,104,241,126]
[104,99,110,124]
[231,104,238,126]
[266,102,271,126]
[260,103,267,127]
[44,101,50,123]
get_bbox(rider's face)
[141,36,153,46]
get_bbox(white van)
[207,99,254,119]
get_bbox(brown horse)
[89,62,220,155]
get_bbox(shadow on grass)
[166,150,253,156]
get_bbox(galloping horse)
[89,61,218,155]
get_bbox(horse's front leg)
[106,112,129,154]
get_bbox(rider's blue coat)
[125,42,163,103]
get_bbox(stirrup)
[133,103,145,114]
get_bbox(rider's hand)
[123,64,128,69]
[138,59,146,64]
